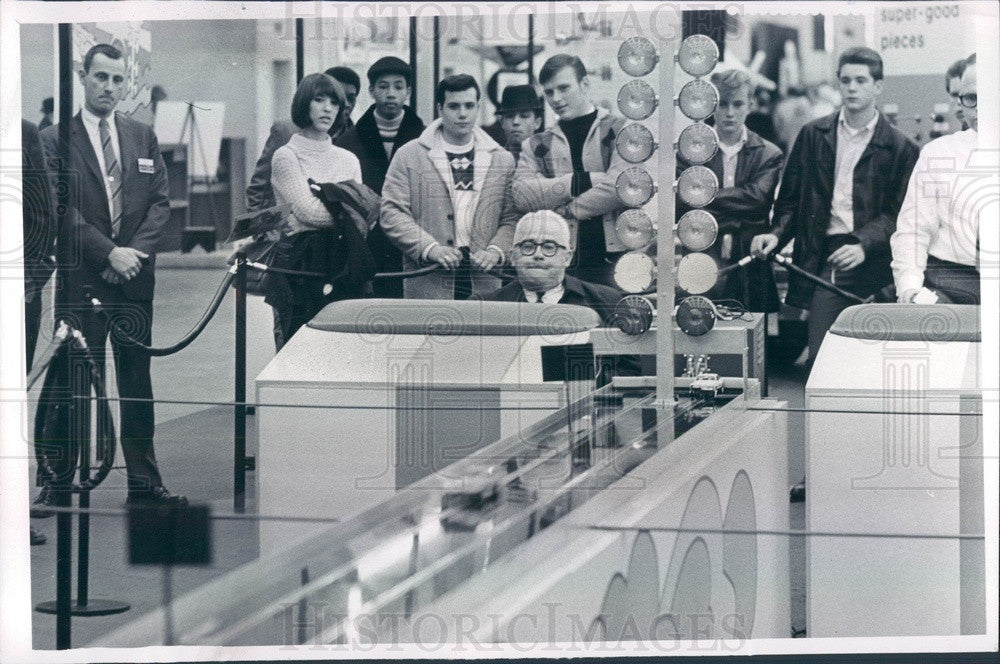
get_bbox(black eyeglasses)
[959,93,977,109]
[515,240,566,257]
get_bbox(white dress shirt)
[522,283,565,303]
[828,109,879,235]
[891,128,982,294]
[80,106,121,223]
[715,126,747,189]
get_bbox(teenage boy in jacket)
[337,56,426,298]
[676,68,784,312]
[751,47,919,363]
[512,54,628,288]
[380,75,516,300]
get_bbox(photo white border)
[2,1,997,661]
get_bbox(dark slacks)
[38,298,163,493]
[925,256,980,304]
[25,293,42,371]
[807,260,880,364]
[807,235,892,363]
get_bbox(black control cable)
[768,253,871,304]
[86,267,237,357]
[33,322,117,492]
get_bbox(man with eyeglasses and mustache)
[891,53,981,305]
[477,210,639,386]
[478,210,623,321]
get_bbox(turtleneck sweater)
[375,109,405,159]
[271,132,362,234]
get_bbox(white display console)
[806,304,983,637]
[254,299,602,554]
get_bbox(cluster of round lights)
[611,36,662,293]
[675,34,721,299]
[607,34,724,299]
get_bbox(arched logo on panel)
[588,471,758,643]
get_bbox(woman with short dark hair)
[272,73,361,234]
[269,73,364,346]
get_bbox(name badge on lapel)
[137,158,155,174]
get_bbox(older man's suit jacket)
[40,112,170,304]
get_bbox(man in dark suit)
[478,210,636,385]
[37,43,184,508]
[336,57,426,298]
[479,210,623,322]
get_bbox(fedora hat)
[497,84,542,114]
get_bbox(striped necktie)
[99,118,123,238]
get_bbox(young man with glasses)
[891,53,981,305]
[945,57,968,131]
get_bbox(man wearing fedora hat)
[495,84,543,162]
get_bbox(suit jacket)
[21,119,56,301]
[40,112,170,303]
[379,119,518,299]
[479,275,639,380]
[771,112,919,308]
[479,275,624,325]
[677,129,783,311]
[335,105,424,195]
[245,117,354,211]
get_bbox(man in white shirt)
[37,44,184,508]
[891,53,981,304]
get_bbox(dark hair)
[291,73,347,130]
[367,56,414,87]
[435,74,480,106]
[42,97,54,113]
[82,43,123,73]
[710,69,752,99]
[539,54,587,85]
[837,46,883,81]
[945,58,967,92]
[325,66,360,91]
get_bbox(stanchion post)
[77,377,91,609]
[234,253,247,513]
[55,494,73,649]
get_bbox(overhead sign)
[872,3,974,75]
